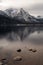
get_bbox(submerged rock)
[29,48,37,52]
[17,49,21,52]
[1,58,8,65]
[14,56,22,61]
[32,49,37,52]
[29,48,32,51]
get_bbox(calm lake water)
[0,26,43,65]
[0,26,43,47]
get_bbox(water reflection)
[0,26,43,41]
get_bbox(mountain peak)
[20,8,26,15]
[0,8,39,23]
[5,8,18,17]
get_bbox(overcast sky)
[0,0,43,17]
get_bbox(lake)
[0,26,43,65]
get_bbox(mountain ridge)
[4,8,39,23]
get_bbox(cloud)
[25,3,43,16]
[0,0,43,16]
[0,0,34,8]
[30,4,43,11]
[0,0,2,2]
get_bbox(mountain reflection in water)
[0,26,43,41]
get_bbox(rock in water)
[1,58,8,65]
[17,49,21,52]
[14,56,22,61]
[29,48,37,53]
[32,49,37,52]
[29,48,32,51]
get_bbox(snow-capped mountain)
[0,10,8,17]
[4,8,39,23]
[5,8,18,17]
[16,8,38,23]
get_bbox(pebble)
[29,49,32,51]
[29,48,37,52]
[17,49,21,52]
[32,49,37,52]
[14,56,22,61]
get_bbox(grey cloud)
[0,0,2,2]
[30,4,43,11]
[25,3,43,11]
[24,4,43,16]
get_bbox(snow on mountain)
[0,10,8,17]
[5,8,39,23]
[5,8,18,17]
